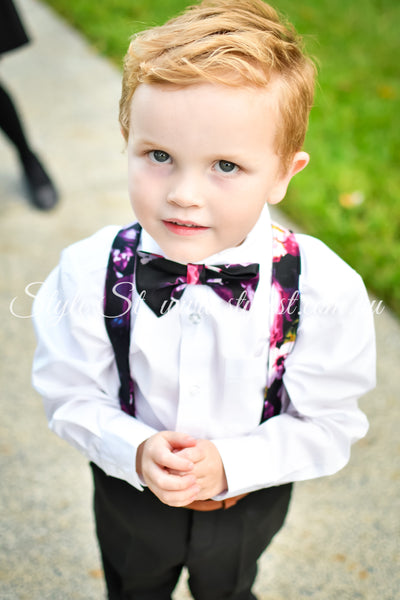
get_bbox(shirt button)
[189,312,201,324]
[190,385,200,396]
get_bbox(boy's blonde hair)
[119,0,315,172]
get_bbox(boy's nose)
[167,172,204,207]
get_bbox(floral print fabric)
[262,223,300,421]
[104,223,141,414]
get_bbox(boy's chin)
[163,251,209,265]
[162,247,214,265]
[163,241,246,264]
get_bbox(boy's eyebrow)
[130,137,167,151]
[131,135,173,148]
[131,137,158,146]
[133,141,246,163]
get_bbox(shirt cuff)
[212,434,270,499]
[95,417,157,490]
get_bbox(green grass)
[43,0,400,315]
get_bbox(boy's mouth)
[163,219,209,235]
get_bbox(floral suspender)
[262,224,300,421]
[104,223,141,415]
[104,222,300,424]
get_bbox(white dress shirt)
[32,206,376,498]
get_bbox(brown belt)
[185,493,248,511]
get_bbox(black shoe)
[21,152,59,210]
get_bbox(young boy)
[32,1,376,598]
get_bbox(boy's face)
[127,82,308,263]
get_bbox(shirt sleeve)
[213,235,376,498]
[32,228,157,489]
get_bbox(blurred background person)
[0,0,58,210]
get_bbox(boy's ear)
[267,151,310,205]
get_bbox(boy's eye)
[149,150,171,163]
[215,160,238,174]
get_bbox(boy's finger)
[174,445,204,463]
[163,431,197,451]
[167,468,191,476]
[158,448,194,472]
[158,482,201,508]
[156,471,199,493]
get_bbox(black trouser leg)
[0,80,58,209]
[91,463,292,600]
[91,463,189,600]
[186,484,292,600]
[0,81,32,160]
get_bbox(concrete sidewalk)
[0,1,398,598]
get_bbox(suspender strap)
[104,223,141,415]
[262,223,301,422]
[104,222,301,423]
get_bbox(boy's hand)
[177,439,228,500]
[136,431,200,507]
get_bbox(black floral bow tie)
[135,251,260,316]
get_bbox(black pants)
[91,463,292,600]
